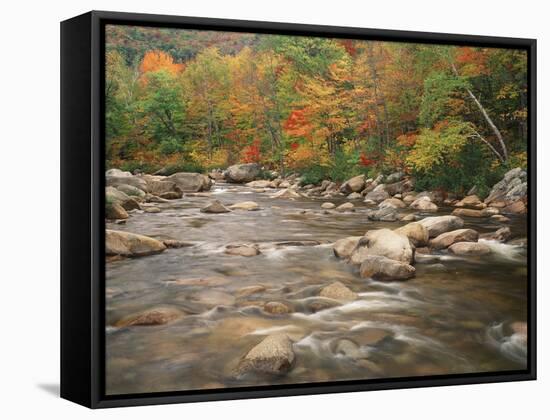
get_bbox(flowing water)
[105,183,528,395]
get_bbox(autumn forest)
[106,25,527,197]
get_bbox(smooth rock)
[340,175,366,194]
[106,202,129,220]
[264,302,292,315]
[410,196,438,212]
[359,255,415,280]
[225,163,261,183]
[394,222,429,247]
[480,227,512,242]
[105,230,167,257]
[448,241,491,255]
[452,208,484,218]
[201,200,231,213]
[321,202,336,209]
[229,201,260,211]
[352,228,414,264]
[320,281,357,302]
[235,334,295,375]
[336,202,355,212]
[418,216,464,238]
[333,236,362,259]
[430,229,479,250]
[168,172,212,192]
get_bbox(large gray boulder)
[106,174,148,191]
[106,186,140,211]
[167,172,212,192]
[351,228,414,264]
[359,255,415,280]
[485,167,527,205]
[364,189,390,204]
[418,215,464,238]
[106,230,167,257]
[225,163,261,183]
[235,334,295,376]
[146,179,181,196]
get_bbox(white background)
[0,0,546,418]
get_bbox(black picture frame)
[60,10,537,409]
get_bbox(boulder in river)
[106,186,140,210]
[351,228,414,264]
[246,180,273,188]
[168,172,212,192]
[448,241,492,256]
[418,215,464,238]
[480,227,512,242]
[106,202,129,220]
[106,229,167,257]
[455,195,482,208]
[340,175,366,194]
[271,188,302,199]
[106,174,148,191]
[491,214,511,223]
[385,179,414,196]
[333,236,362,259]
[116,183,146,198]
[503,200,527,215]
[146,179,181,196]
[359,255,415,280]
[379,198,406,209]
[364,189,390,204]
[159,191,183,200]
[394,222,429,247]
[235,334,295,376]
[485,167,527,206]
[106,168,133,178]
[430,229,479,250]
[229,201,260,211]
[335,202,355,212]
[225,163,261,183]
[410,196,438,212]
[201,200,231,213]
[321,202,336,209]
[225,244,261,257]
[366,206,398,221]
[320,281,357,301]
[114,306,184,327]
[452,208,484,218]
[264,302,292,315]
[347,192,363,200]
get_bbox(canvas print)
[104,24,529,396]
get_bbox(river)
[105,182,528,395]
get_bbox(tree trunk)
[451,63,508,161]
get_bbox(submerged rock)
[359,255,415,280]
[320,281,357,302]
[201,200,231,213]
[448,241,491,255]
[235,334,295,376]
[105,230,166,257]
[225,244,261,257]
[229,201,260,211]
[264,301,292,315]
[114,307,184,327]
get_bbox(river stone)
[225,244,261,257]
[201,200,231,213]
[271,188,302,199]
[400,213,416,222]
[410,196,438,212]
[353,228,414,264]
[379,198,406,209]
[246,180,272,188]
[146,179,180,196]
[116,183,146,198]
[480,227,512,242]
[503,200,527,215]
[333,236,362,259]
[235,334,295,376]
[105,230,167,257]
[321,202,336,209]
[347,192,363,200]
[418,215,465,238]
[106,202,129,220]
[106,174,148,191]
[320,281,357,302]
[229,201,260,211]
[455,195,482,207]
[491,214,511,223]
[106,168,132,177]
[430,229,479,250]
[448,241,492,255]
[481,207,500,217]
[163,239,194,248]
[366,207,398,221]
[225,163,261,183]
[452,208,484,218]
[106,186,140,210]
[364,189,390,203]
[306,297,342,313]
[394,222,429,247]
[168,172,212,192]
[336,202,355,212]
[385,179,413,196]
[340,175,366,194]
[114,307,184,327]
[359,255,415,280]
[143,206,161,213]
[158,191,182,200]
[403,194,416,205]
[264,302,292,315]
